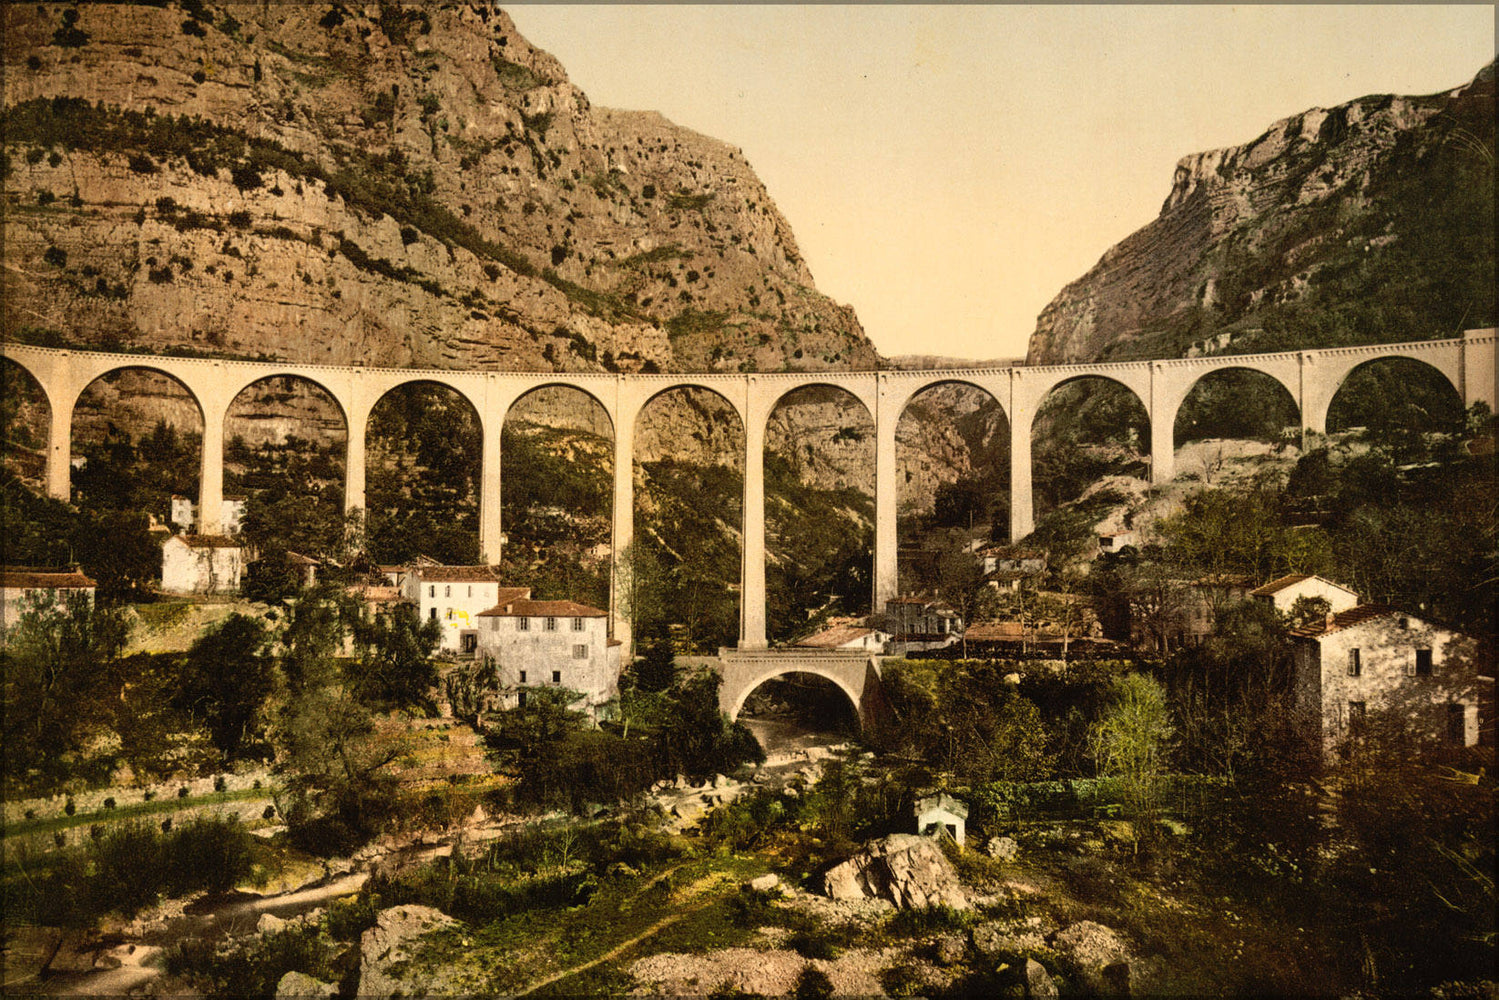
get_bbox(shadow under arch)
[500,384,615,608]
[764,384,876,643]
[729,668,864,732]
[1326,356,1466,436]
[895,379,1011,589]
[1031,374,1150,518]
[633,385,747,653]
[2,357,52,487]
[225,374,349,556]
[1173,366,1301,449]
[70,365,206,519]
[364,380,484,565]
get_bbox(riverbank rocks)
[275,971,338,998]
[985,835,1020,861]
[821,834,968,910]
[358,905,461,998]
[1050,920,1131,996]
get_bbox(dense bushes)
[9,816,254,927]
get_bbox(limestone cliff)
[2,2,879,374]
[1026,62,1495,365]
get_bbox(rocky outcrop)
[3,2,878,375]
[1050,920,1132,997]
[821,833,968,910]
[357,904,460,998]
[1027,62,1495,365]
[274,971,338,999]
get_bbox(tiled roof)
[796,625,880,649]
[479,598,606,618]
[1249,573,1312,596]
[977,545,1046,560]
[0,569,97,589]
[348,585,405,603]
[177,534,242,549]
[964,621,1027,641]
[285,551,320,566]
[1289,604,1405,639]
[414,565,505,582]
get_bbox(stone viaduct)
[4,332,1494,665]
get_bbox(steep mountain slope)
[2,2,877,373]
[1027,62,1495,365]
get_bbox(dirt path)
[513,903,710,997]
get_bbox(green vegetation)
[765,453,874,642]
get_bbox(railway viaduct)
[4,332,1494,667]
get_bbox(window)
[551,670,561,684]
[467,585,473,598]
[429,607,437,620]
[429,585,435,598]
[519,670,526,683]
[1447,704,1466,744]
[518,690,527,707]
[544,617,558,632]
[1415,648,1433,676]
[573,644,587,659]
[517,617,529,631]
[445,585,451,597]
[571,617,585,631]
[1398,617,1409,630]
[446,609,453,620]
[1347,648,1361,677]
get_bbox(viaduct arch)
[4,331,1493,652]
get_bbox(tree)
[353,603,440,711]
[176,614,275,758]
[1089,673,1174,823]
[1,592,129,784]
[70,509,158,603]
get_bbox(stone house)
[882,596,962,637]
[401,564,526,654]
[161,535,244,594]
[1184,573,1258,644]
[1097,529,1137,554]
[1289,605,1486,757]
[476,597,621,711]
[977,546,1047,592]
[1,567,97,633]
[1251,573,1358,616]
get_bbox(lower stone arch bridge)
[3,331,1493,649]
[711,649,888,730]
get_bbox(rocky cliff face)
[1027,62,1495,364]
[2,2,878,374]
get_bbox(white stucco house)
[1290,604,1485,757]
[400,564,525,654]
[1,568,97,634]
[1252,573,1359,616]
[161,535,244,594]
[476,597,622,711]
[914,792,969,847]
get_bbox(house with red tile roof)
[1290,604,1487,757]
[477,596,621,711]
[1,567,96,633]
[794,623,891,652]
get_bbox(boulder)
[275,971,338,998]
[933,933,966,965]
[748,874,782,893]
[820,834,968,910]
[985,835,1020,861]
[971,921,1048,958]
[256,913,288,934]
[1024,957,1059,998]
[1050,921,1131,997]
[358,905,461,998]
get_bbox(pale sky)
[505,5,1496,361]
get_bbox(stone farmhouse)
[1290,604,1486,757]
[976,545,1047,592]
[400,564,526,654]
[795,623,892,652]
[1252,573,1359,616]
[477,597,621,711]
[1,567,97,633]
[161,535,244,594]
